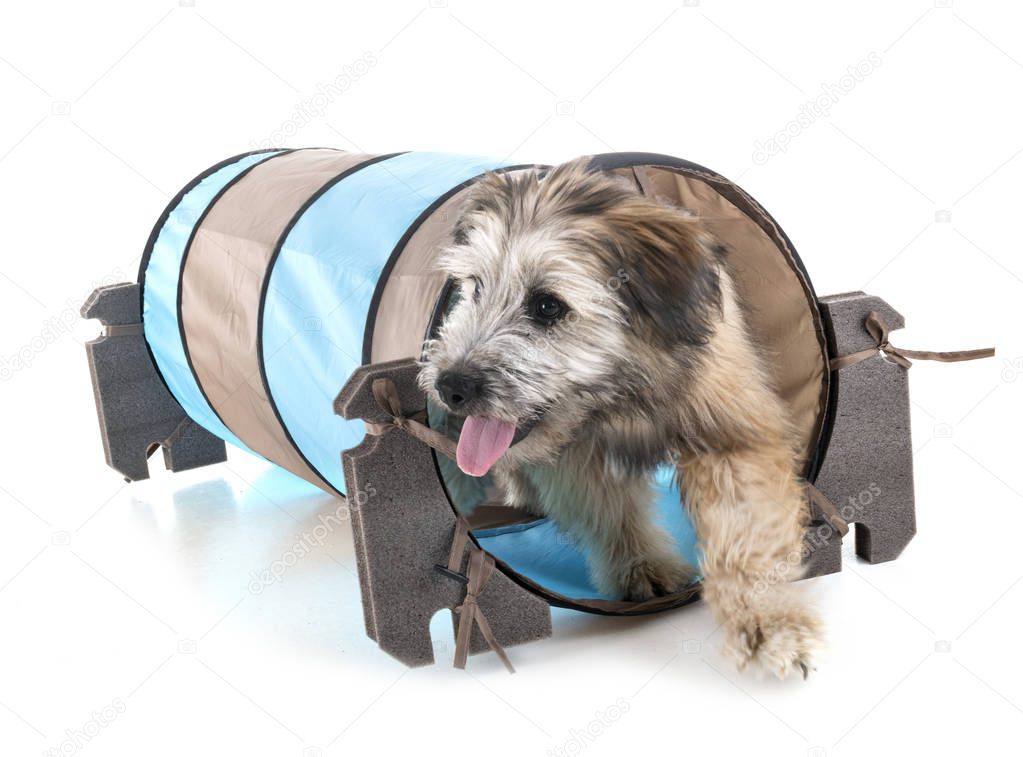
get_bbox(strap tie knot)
[363,378,457,460]
[446,521,515,673]
[829,311,994,372]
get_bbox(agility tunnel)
[84,146,992,663]
[140,147,829,485]
[129,147,834,607]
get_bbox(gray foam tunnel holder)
[813,291,916,565]
[81,282,227,481]
[335,359,554,667]
[83,282,916,668]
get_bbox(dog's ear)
[451,181,491,246]
[451,169,530,246]
[453,162,594,244]
[608,201,725,349]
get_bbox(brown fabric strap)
[805,482,849,537]
[104,322,144,337]
[445,518,515,674]
[446,516,471,573]
[453,546,515,674]
[364,378,458,460]
[829,311,994,371]
[362,380,512,670]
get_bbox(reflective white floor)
[1,316,1021,756]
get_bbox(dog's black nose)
[436,371,482,410]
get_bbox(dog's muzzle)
[435,370,482,410]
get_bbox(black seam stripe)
[361,163,544,366]
[256,152,409,497]
[137,148,287,288]
[137,148,285,401]
[174,149,302,445]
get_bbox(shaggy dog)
[418,159,823,678]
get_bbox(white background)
[2,1,1021,755]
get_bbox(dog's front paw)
[720,592,823,680]
[620,553,697,601]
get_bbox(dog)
[418,158,823,678]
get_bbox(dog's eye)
[528,292,566,324]
[468,276,486,302]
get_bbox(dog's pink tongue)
[456,416,517,477]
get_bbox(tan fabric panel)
[628,166,826,468]
[370,169,536,362]
[181,149,376,489]
[368,195,455,362]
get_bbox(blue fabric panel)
[475,466,701,601]
[142,151,283,451]
[261,152,516,493]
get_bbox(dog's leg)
[527,455,696,601]
[679,445,820,678]
[590,474,697,601]
[667,273,824,678]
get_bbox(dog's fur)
[418,159,823,678]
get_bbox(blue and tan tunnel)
[139,148,830,499]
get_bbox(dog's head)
[418,159,725,476]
